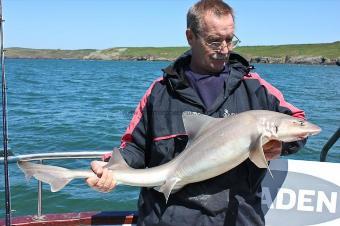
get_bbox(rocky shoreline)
[249,56,340,66]
[80,50,340,65]
[7,54,340,66]
[70,54,340,66]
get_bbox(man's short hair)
[187,0,234,35]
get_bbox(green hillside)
[236,41,340,59]
[101,47,189,59]
[5,42,340,65]
[6,47,96,59]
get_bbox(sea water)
[0,59,339,217]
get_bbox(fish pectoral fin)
[249,135,269,169]
[106,147,130,170]
[154,177,180,203]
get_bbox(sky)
[3,0,340,50]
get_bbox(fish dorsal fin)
[182,112,222,143]
[106,147,130,170]
[249,135,273,177]
[154,177,180,203]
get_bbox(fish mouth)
[298,126,322,139]
[308,125,322,136]
[298,133,309,140]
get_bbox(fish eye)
[292,120,304,126]
[299,120,305,126]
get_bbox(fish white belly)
[173,137,252,186]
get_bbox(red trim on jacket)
[102,77,163,161]
[153,134,187,142]
[244,73,305,119]
[121,77,163,147]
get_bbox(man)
[87,0,306,225]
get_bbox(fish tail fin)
[18,161,74,192]
[154,177,180,203]
[49,178,73,192]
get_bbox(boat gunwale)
[0,210,138,226]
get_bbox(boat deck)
[0,211,138,226]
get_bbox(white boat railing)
[0,150,110,219]
[0,150,109,163]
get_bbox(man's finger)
[91,161,107,177]
[103,170,114,191]
[97,168,109,188]
[85,176,99,187]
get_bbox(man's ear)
[186,29,194,46]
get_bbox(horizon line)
[5,40,340,51]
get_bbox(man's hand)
[263,140,282,160]
[86,160,116,193]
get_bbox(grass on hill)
[6,47,96,59]
[5,41,340,60]
[235,41,340,59]
[82,41,340,59]
[101,47,189,59]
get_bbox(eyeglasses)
[197,33,241,51]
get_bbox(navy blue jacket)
[106,51,306,226]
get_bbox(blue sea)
[0,59,339,217]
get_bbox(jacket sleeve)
[118,97,151,169]
[249,73,307,155]
[102,80,159,168]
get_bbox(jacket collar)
[162,50,251,112]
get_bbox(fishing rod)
[0,0,12,225]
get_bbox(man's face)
[187,12,235,74]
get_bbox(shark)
[18,110,321,202]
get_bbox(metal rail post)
[0,0,12,225]
[320,128,340,162]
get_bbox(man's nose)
[218,43,230,55]
[217,40,231,54]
